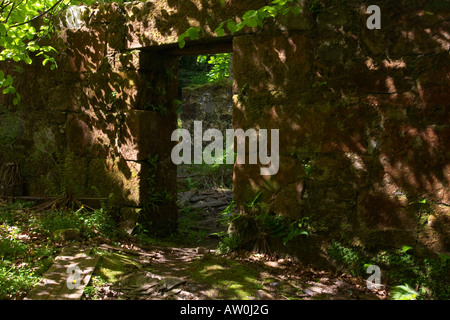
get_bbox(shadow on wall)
[0,4,182,234]
[0,0,448,244]
[230,0,450,255]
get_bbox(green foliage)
[390,284,420,300]
[327,241,450,299]
[41,151,77,197]
[327,241,366,276]
[253,213,309,247]
[0,0,143,102]
[83,275,107,300]
[0,0,66,103]
[242,191,310,247]
[91,185,115,214]
[0,221,57,299]
[0,200,118,241]
[178,0,302,48]
[35,208,116,239]
[213,201,243,254]
[196,53,231,84]
[217,234,242,254]
[0,196,120,299]
[0,264,40,299]
[178,54,231,88]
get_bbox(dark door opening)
[174,52,235,245]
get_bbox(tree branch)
[3,0,16,24]
[10,0,65,28]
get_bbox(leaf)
[187,27,200,40]
[0,23,6,36]
[245,17,259,28]
[390,284,419,300]
[402,245,413,253]
[227,20,237,33]
[291,6,302,15]
[6,75,13,86]
[243,10,258,20]
[216,27,225,37]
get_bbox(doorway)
[174,52,235,245]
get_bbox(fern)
[91,186,115,213]
[40,151,77,198]
[390,284,420,300]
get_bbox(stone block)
[87,158,142,207]
[119,109,177,161]
[233,34,310,93]
[65,113,117,158]
[61,26,106,73]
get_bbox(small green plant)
[91,185,115,214]
[213,201,244,254]
[145,103,168,115]
[390,284,420,300]
[253,213,309,247]
[242,191,310,248]
[83,275,108,300]
[217,234,242,254]
[41,151,78,198]
[327,241,450,299]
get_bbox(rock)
[197,247,209,254]
[271,282,281,287]
[177,190,196,206]
[190,195,207,202]
[256,290,274,300]
[191,200,229,208]
[303,289,315,296]
[118,219,136,234]
[164,277,186,290]
[52,228,80,242]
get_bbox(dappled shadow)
[0,0,448,263]
[230,0,449,257]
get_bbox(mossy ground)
[185,254,263,299]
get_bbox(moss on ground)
[94,251,142,283]
[186,255,264,299]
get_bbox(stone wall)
[181,82,233,154]
[231,0,450,259]
[0,0,448,254]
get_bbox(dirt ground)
[82,188,386,301]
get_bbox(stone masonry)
[0,0,448,256]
